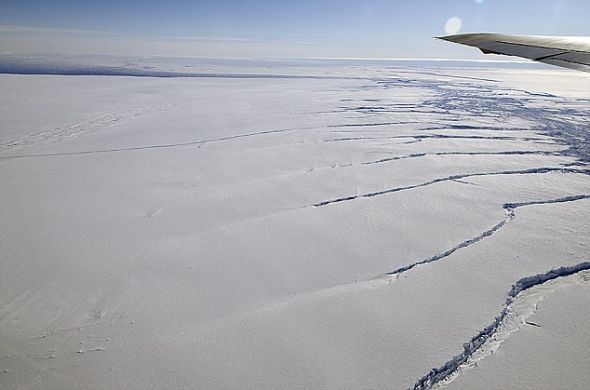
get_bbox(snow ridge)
[411,261,590,390]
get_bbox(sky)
[0,0,588,59]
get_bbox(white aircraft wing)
[439,33,590,72]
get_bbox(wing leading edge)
[438,33,590,73]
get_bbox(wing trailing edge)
[438,33,590,72]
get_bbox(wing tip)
[435,33,498,44]
[434,34,472,46]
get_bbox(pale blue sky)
[1,1,588,58]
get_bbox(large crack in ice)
[261,195,590,313]
[380,194,590,279]
[384,210,514,278]
[0,125,322,159]
[367,72,590,163]
[328,121,423,128]
[313,167,590,207]
[328,74,590,388]
[362,150,563,166]
[324,134,546,143]
[418,80,590,162]
[411,262,590,390]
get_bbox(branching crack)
[313,168,590,207]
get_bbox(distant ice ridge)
[0,54,358,79]
[412,262,590,390]
[0,61,354,79]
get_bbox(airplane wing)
[438,33,590,72]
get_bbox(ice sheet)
[1,63,589,389]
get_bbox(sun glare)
[444,16,462,35]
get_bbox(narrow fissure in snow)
[313,168,590,207]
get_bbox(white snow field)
[1,62,589,389]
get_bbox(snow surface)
[1,61,589,389]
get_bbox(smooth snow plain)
[1,60,589,390]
